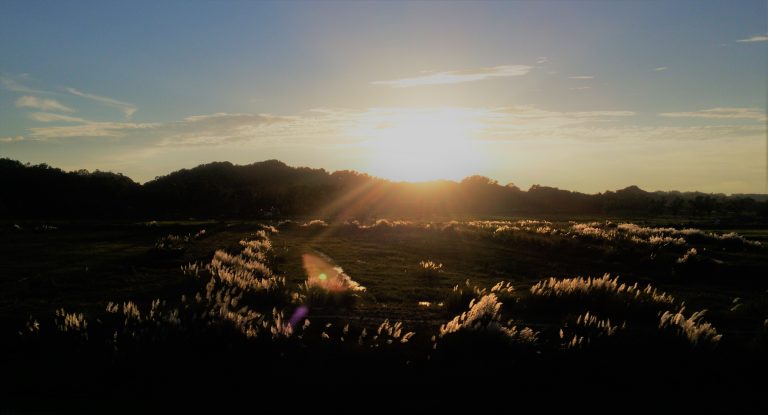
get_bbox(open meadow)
[2,217,766,409]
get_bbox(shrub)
[676,247,698,264]
[299,281,361,309]
[445,280,484,315]
[417,260,443,285]
[659,308,722,347]
[301,219,328,229]
[150,229,207,256]
[490,281,516,305]
[527,274,675,323]
[436,294,538,357]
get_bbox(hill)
[1,158,766,219]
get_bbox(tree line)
[1,158,766,220]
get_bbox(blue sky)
[1,0,766,193]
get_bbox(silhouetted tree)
[1,157,763,220]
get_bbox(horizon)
[1,1,767,193]
[6,156,766,197]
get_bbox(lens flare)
[302,251,366,292]
[288,305,309,328]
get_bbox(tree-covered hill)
[1,158,765,220]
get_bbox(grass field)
[1,218,767,409]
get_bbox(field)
[2,217,767,409]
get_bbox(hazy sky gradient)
[1,0,766,193]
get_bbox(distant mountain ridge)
[1,158,766,219]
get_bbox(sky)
[0,0,766,194]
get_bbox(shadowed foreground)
[1,219,767,411]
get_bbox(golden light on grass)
[349,108,488,182]
[302,251,365,292]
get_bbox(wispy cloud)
[483,122,764,143]
[654,66,668,71]
[64,87,137,119]
[0,135,25,143]
[27,111,157,139]
[24,105,635,144]
[15,96,74,113]
[158,112,301,146]
[536,57,548,64]
[28,112,87,123]
[25,111,292,144]
[483,106,634,132]
[372,64,532,88]
[28,122,156,140]
[20,104,765,148]
[340,106,755,145]
[570,86,592,91]
[348,105,639,145]
[496,106,634,119]
[568,76,594,80]
[0,76,51,95]
[660,107,766,122]
[736,34,768,43]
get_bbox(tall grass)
[299,251,366,309]
[676,247,698,264]
[152,229,207,253]
[559,311,626,349]
[528,274,675,323]
[417,260,443,285]
[659,308,722,347]
[445,279,484,314]
[444,279,516,315]
[436,293,538,356]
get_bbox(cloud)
[28,122,157,140]
[490,106,633,124]
[568,76,594,79]
[0,76,51,95]
[472,107,762,142]
[28,112,88,123]
[736,35,768,43]
[660,107,766,122]
[372,64,533,87]
[19,104,764,148]
[570,86,592,91]
[346,105,637,144]
[482,123,764,143]
[15,96,74,113]
[536,57,548,64]
[24,106,635,144]
[0,135,25,143]
[158,112,302,146]
[654,67,668,71]
[181,112,297,125]
[24,111,297,144]
[25,109,154,139]
[64,87,137,119]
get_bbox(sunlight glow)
[302,252,365,292]
[348,108,488,182]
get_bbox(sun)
[348,108,487,182]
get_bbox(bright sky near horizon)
[1,0,766,194]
